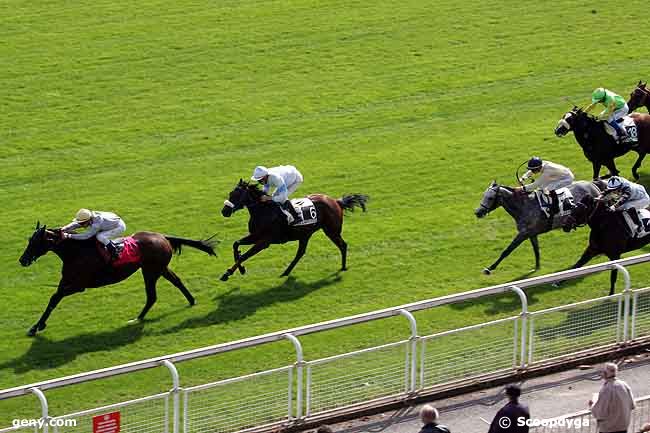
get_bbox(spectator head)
[316,426,333,433]
[505,384,522,401]
[419,404,439,424]
[601,362,618,379]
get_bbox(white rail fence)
[3,254,650,433]
[529,394,650,433]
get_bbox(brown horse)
[19,223,217,336]
[219,180,368,280]
[628,81,650,113]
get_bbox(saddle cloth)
[604,117,639,144]
[96,236,142,267]
[281,198,318,226]
[621,208,650,238]
[534,187,574,219]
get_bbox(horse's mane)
[237,179,264,196]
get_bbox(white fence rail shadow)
[3,254,650,433]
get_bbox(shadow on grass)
[158,272,342,334]
[534,297,620,341]
[0,323,144,374]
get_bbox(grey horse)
[474,180,604,274]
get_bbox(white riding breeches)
[543,176,574,194]
[286,173,303,196]
[608,104,629,124]
[96,221,126,245]
[620,197,650,211]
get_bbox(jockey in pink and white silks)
[60,209,126,260]
[251,165,304,224]
[517,157,574,216]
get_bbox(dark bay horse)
[19,223,217,336]
[475,180,602,274]
[219,180,368,281]
[554,106,650,180]
[563,195,650,295]
[628,81,650,113]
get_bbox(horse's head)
[475,181,502,218]
[19,222,58,266]
[554,107,586,137]
[628,81,648,112]
[562,195,597,232]
[221,179,263,217]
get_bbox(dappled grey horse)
[474,180,603,274]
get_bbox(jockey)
[585,87,629,142]
[518,157,575,215]
[60,209,126,260]
[602,176,650,234]
[251,165,304,224]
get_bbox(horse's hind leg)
[323,225,348,271]
[281,235,312,277]
[162,268,195,306]
[632,152,646,180]
[607,253,621,296]
[133,269,161,322]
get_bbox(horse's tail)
[164,234,218,256]
[337,194,369,212]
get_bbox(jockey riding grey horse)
[475,179,603,274]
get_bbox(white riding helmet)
[606,176,623,190]
[251,166,269,181]
[74,208,94,223]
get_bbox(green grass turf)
[2,0,650,423]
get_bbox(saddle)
[602,117,639,145]
[620,208,650,238]
[95,236,142,267]
[534,188,574,219]
[279,198,318,226]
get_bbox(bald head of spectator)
[420,404,439,424]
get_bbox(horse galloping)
[475,180,602,274]
[219,180,368,280]
[19,224,217,336]
[554,106,650,180]
[562,194,650,295]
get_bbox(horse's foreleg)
[607,254,622,296]
[281,236,311,277]
[632,152,646,180]
[483,232,528,274]
[28,287,67,337]
[530,235,540,271]
[592,161,602,180]
[233,235,256,275]
[221,239,270,281]
[134,270,160,321]
[604,159,620,178]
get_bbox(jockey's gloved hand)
[609,205,616,212]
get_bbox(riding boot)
[282,200,300,224]
[627,208,642,235]
[550,190,560,215]
[106,241,119,261]
[611,120,627,143]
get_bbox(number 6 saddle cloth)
[281,198,318,226]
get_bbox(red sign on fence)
[92,411,120,433]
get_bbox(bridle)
[478,185,500,214]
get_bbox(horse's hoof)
[27,327,38,337]
[239,266,246,275]
[551,281,562,288]
[127,318,141,324]
[340,267,347,272]
[220,274,229,282]
[482,268,492,275]
[188,298,196,306]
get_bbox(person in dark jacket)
[488,385,530,433]
[418,404,450,433]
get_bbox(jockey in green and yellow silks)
[584,88,629,141]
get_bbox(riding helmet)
[527,157,543,170]
[606,176,623,190]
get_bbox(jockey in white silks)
[517,157,575,217]
[251,165,304,224]
[60,209,126,260]
[602,176,650,234]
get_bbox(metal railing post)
[399,309,418,393]
[284,333,304,420]
[161,360,180,433]
[29,387,48,433]
[612,264,631,342]
[509,285,528,368]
